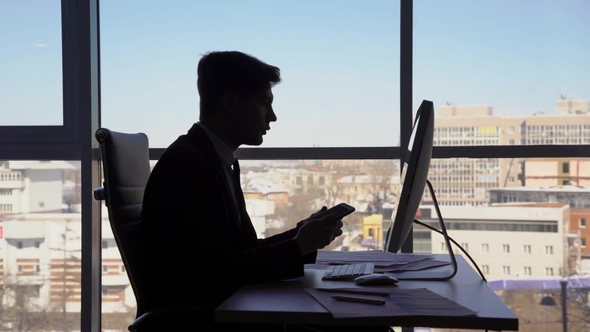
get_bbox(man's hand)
[294,212,344,255]
[296,206,344,245]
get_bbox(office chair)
[94,128,208,331]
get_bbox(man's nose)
[269,109,277,122]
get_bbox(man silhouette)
[140,51,391,332]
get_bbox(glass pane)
[101,184,135,329]
[101,1,400,148]
[414,0,590,146]
[240,159,399,251]
[0,160,81,331]
[0,2,63,125]
[414,157,590,331]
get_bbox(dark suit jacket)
[140,124,316,313]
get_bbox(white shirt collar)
[197,122,236,166]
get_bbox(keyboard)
[322,263,375,280]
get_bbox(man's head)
[197,51,280,148]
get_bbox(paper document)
[316,250,433,265]
[374,259,450,273]
[305,287,477,319]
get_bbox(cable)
[413,219,487,283]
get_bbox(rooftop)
[490,185,590,193]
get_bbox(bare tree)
[0,276,50,332]
[366,160,397,214]
[268,193,318,237]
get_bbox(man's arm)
[143,148,308,287]
[257,226,317,263]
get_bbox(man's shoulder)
[154,135,210,171]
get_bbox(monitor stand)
[389,179,458,281]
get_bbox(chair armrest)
[128,305,214,331]
[93,187,105,201]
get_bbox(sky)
[1,0,589,148]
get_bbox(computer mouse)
[354,274,399,285]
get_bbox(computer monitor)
[384,100,434,253]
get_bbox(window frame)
[2,0,590,331]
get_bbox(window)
[482,265,489,274]
[509,139,514,145]
[0,3,64,125]
[546,245,553,255]
[546,268,554,276]
[580,218,586,228]
[35,265,41,273]
[101,2,401,148]
[503,244,510,253]
[102,241,108,249]
[102,265,108,273]
[35,241,41,248]
[307,176,314,185]
[562,162,570,173]
[481,243,489,253]
[17,241,23,249]
[2,0,587,331]
[120,265,126,274]
[524,267,532,275]
[582,238,587,248]
[102,288,108,296]
[17,265,23,274]
[503,266,511,275]
[460,243,468,252]
[523,245,531,254]
[319,176,325,185]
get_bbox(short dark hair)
[197,51,281,120]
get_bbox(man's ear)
[220,92,238,115]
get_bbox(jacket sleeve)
[257,228,317,263]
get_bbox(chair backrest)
[95,128,151,315]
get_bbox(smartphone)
[316,203,356,220]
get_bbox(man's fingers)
[318,213,338,224]
[310,206,328,218]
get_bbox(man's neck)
[199,118,239,152]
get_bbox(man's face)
[233,87,277,146]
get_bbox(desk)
[215,254,518,331]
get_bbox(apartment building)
[0,213,132,313]
[0,161,75,214]
[428,98,590,206]
[489,186,590,258]
[524,158,590,186]
[398,204,569,280]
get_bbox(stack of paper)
[309,250,450,273]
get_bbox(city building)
[428,98,590,206]
[524,158,590,186]
[0,161,75,215]
[0,212,132,314]
[397,204,570,280]
[489,186,590,259]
